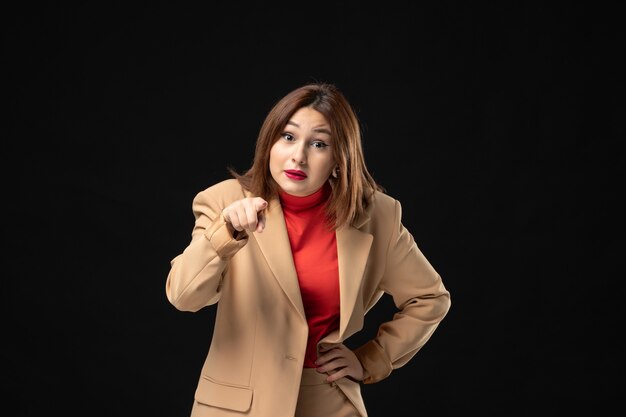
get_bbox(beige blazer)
[166,179,451,417]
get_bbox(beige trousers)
[294,368,363,417]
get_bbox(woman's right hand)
[222,197,268,233]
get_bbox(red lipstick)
[284,170,307,181]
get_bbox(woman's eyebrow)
[286,121,331,136]
[313,127,331,135]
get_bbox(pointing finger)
[254,198,268,212]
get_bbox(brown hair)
[229,82,384,229]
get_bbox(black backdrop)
[5,3,624,416]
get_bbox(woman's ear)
[332,166,339,178]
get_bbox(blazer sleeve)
[354,199,451,384]
[165,185,249,312]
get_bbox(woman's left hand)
[315,343,365,383]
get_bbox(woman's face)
[269,106,335,197]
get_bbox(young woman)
[165,82,451,417]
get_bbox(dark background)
[4,3,624,416]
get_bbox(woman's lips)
[284,170,307,181]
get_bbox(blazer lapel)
[335,219,373,338]
[252,198,306,321]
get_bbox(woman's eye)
[312,141,328,149]
[281,133,295,141]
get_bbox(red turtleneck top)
[278,181,340,368]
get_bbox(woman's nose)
[291,144,306,165]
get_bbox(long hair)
[229,82,384,229]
